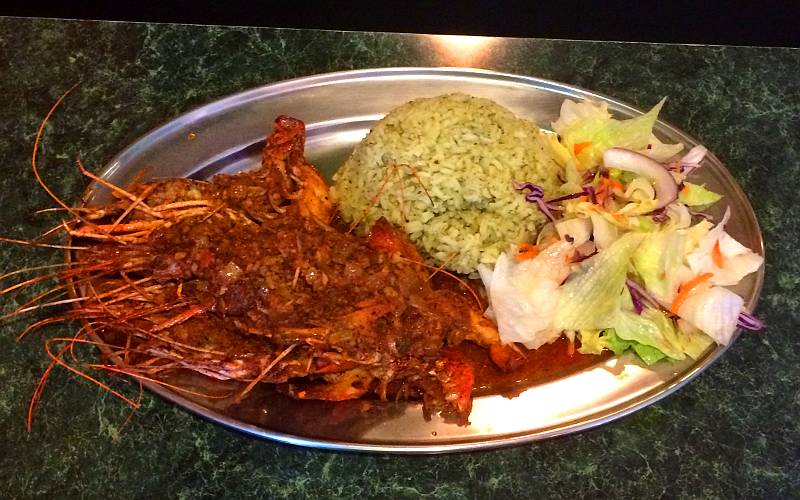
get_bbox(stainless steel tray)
[85,68,764,453]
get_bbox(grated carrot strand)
[712,240,724,268]
[670,273,714,315]
[515,243,539,261]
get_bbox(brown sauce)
[208,340,610,439]
[456,338,610,397]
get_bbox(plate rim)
[85,67,765,453]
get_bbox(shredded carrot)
[515,243,539,261]
[595,188,609,206]
[612,212,627,224]
[573,141,592,156]
[606,178,624,192]
[598,177,624,193]
[670,273,714,315]
[712,240,724,268]
[595,178,624,206]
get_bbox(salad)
[478,98,764,365]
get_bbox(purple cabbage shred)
[626,281,645,314]
[625,279,662,313]
[547,186,594,204]
[583,185,596,204]
[737,311,764,331]
[514,182,556,222]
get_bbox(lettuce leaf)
[577,328,667,365]
[552,98,676,170]
[684,219,714,251]
[674,319,716,359]
[637,134,685,162]
[576,329,607,355]
[537,129,573,166]
[603,330,634,356]
[578,299,714,363]
[679,182,722,207]
[589,212,619,249]
[479,241,574,349]
[577,329,631,356]
[610,307,685,360]
[631,343,668,365]
[662,203,693,231]
[631,229,687,304]
[555,217,592,246]
[677,285,743,345]
[686,208,764,287]
[553,232,644,330]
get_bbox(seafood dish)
[12,115,523,425]
[3,89,764,430]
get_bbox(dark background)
[2,0,799,47]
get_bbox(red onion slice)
[603,148,679,210]
[680,145,708,176]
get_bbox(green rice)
[332,93,562,275]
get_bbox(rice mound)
[332,93,562,275]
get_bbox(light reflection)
[465,360,647,435]
[430,35,499,66]
[359,356,667,442]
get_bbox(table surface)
[0,17,798,499]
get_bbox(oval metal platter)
[84,68,764,453]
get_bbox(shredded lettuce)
[576,280,715,363]
[616,198,659,217]
[623,177,656,202]
[553,232,644,330]
[684,219,714,251]
[611,307,685,360]
[631,229,687,304]
[662,203,693,231]
[628,215,659,232]
[552,98,677,170]
[577,329,667,365]
[577,329,630,356]
[504,98,764,366]
[576,329,607,355]
[555,217,592,246]
[637,134,685,162]
[677,285,743,345]
[479,241,574,349]
[589,212,619,249]
[686,208,764,286]
[679,182,722,207]
[603,330,634,356]
[674,319,716,359]
[613,177,659,216]
[632,343,668,365]
[538,130,573,166]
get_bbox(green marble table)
[1,17,798,499]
